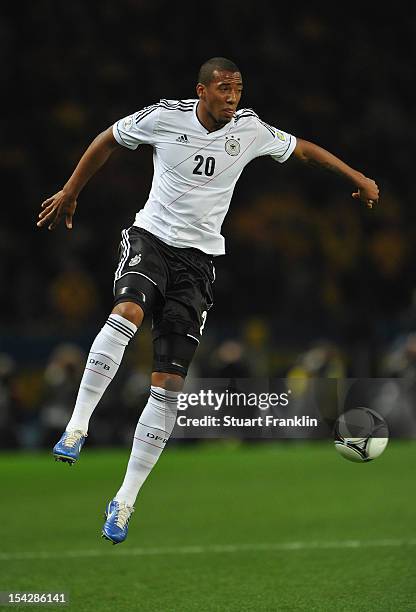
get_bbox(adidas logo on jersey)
[176,134,189,143]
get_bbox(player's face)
[198,70,243,126]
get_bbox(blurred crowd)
[2,3,416,446]
[2,332,416,449]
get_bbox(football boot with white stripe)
[53,430,87,465]
[101,500,135,545]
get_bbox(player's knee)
[112,301,144,328]
[151,371,185,391]
[113,277,160,324]
[152,333,198,381]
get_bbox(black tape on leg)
[152,333,199,377]
[114,282,159,316]
[117,286,146,303]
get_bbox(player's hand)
[352,177,379,209]
[37,190,77,230]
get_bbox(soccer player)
[37,57,379,544]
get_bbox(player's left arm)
[292,138,379,208]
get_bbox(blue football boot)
[101,499,135,545]
[52,430,87,465]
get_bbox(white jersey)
[113,99,296,255]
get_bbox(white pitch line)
[0,538,415,561]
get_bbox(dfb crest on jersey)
[225,137,240,156]
[128,254,141,266]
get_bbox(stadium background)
[1,4,415,612]
[1,3,416,444]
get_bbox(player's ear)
[196,83,205,99]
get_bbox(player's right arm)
[37,127,121,231]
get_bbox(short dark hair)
[197,57,241,85]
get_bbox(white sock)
[115,386,179,507]
[66,314,137,433]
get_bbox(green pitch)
[0,441,415,611]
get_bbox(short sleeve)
[113,104,160,150]
[255,118,297,163]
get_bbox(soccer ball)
[334,407,389,462]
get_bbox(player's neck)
[196,102,226,133]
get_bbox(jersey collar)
[192,101,235,136]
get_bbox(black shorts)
[113,226,215,343]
